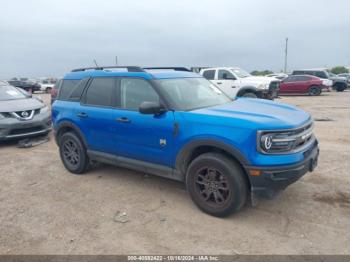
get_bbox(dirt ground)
[0,91,349,255]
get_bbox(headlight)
[257,83,269,89]
[257,122,315,154]
[259,133,295,153]
[40,106,49,114]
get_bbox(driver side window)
[120,78,159,110]
[218,70,235,80]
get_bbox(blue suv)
[52,66,319,217]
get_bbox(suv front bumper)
[0,112,52,141]
[246,141,319,201]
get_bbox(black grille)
[269,81,280,91]
[9,126,44,135]
[259,120,315,154]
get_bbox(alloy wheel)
[194,167,231,207]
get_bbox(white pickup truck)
[198,67,280,99]
[37,79,56,93]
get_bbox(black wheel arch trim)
[55,121,88,148]
[236,86,263,98]
[175,139,251,176]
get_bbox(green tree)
[250,70,274,76]
[330,66,349,75]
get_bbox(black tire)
[334,83,346,92]
[46,87,52,93]
[186,153,248,217]
[241,92,258,98]
[308,85,321,96]
[59,132,90,174]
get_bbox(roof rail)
[71,66,145,72]
[143,67,190,72]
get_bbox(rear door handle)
[217,82,222,85]
[77,112,88,118]
[116,117,131,123]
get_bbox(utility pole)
[93,59,99,67]
[284,37,288,73]
[115,56,118,66]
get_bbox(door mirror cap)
[139,102,166,115]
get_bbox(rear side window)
[283,76,296,82]
[85,78,116,107]
[314,71,327,79]
[202,70,216,80]
[54,79,62,90]
[292,71,304,75]
[297,76,310,81]
[59,79,81,100]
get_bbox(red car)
[50,79,62,104]
[279,75,323,95]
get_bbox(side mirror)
[139,102,166,115]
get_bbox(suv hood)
[185,98,310,130]
[330,76,347,82]
[242,76,277,85]
[0,98,44,113]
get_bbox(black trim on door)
[87,150,184,181]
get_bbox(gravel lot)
[0,91,349,255]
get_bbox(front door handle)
[217,82,222,85]
[116,117,131,123]
[77,112,88,118]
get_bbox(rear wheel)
[59,132,90,174]
[186,153,248,217]
[45,87,52,93]
[308,86,321,96]
[241,92,257,98]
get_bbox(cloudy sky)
[0,0,349,78]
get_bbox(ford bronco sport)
[52,66,319,217]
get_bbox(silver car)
[0,81,51,140]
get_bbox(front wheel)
[186,153,248,217]
[335,83,346,92]
[241,92,257,98]
[59,132,90,174]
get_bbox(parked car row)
[3,64,349,217]
[6,77,58,94]
[265,69,349,95]
[7,79,41,93]
[291,69,348,92]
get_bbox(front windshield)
[231,68,251,78]
[156,78,231,111]
[0,86,27,101]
